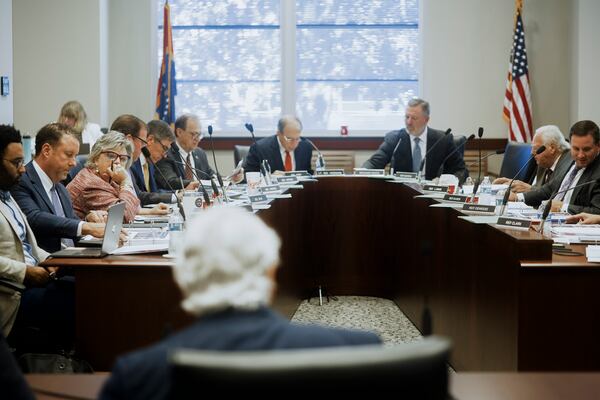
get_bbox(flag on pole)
[502,0,532,143]
[155,1,177,125]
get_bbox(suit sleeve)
[11,183,79,239]
[197,150,215,177]
[243,142,262,173]
[523,179,558,208]
[361,132,397,169]
[568,184,600,214]
[155,159,192,190]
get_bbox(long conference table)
[45,177,600,371]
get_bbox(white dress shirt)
[176,139,196,173]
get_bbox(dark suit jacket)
[362,128,468,182]
[99,307,380,400]
[11,162,80,253]
[244,135,314,175]
[523,153,600,214]
[129,160,172,206]
[529,150,571,189]
[155,143,215,190]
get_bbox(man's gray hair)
[535,125,570,152]
[86,130,133,169]
[407,98,430,117]
[147,119,176,142]
[277,115,303,134]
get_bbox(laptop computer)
[49,202,125,258]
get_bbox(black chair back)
[499,142,535,181]
[234,145,250,167]
[453,135,468,158]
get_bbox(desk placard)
[248,194,268,203]
[395,172,418,179]
[354,169,385,176]
[260,184,281,194]
[285,170,311,177]
[423,185,449,193]
[497,217,532,230]
[316,169,345,176]
[462,204,496,213]
[276,176,299,184]
[443,194,470,203]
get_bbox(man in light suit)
[494,125,571,193]
[244,115,314,174]
[12,123,105,253]
[362,98,468,182]
[155,114,212,190]
[0,125,73,348]
[100,207,380,400]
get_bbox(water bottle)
[480,176,492,194]
[168,205,185,256]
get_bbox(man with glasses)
[244,115,313,174]
[156,114,212,190]
[11,123,106,253]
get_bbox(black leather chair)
[499,142,536,181]
[233,145,250,167]
[453,135,468,157]
[169,337,450,395]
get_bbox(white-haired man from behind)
[100,207,381,400]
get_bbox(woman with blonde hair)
[58,100,103,149]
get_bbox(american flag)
[155,1,177,126]
[502,0,532,143]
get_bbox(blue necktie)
[412,137,422,173]
[50,185,75,248]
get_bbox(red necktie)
[284,151,292,172]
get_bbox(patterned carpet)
[291,296,422,346]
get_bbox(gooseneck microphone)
[436,133,475,178]
[170,159,217,202]
[466,149,505,169]
[389,132,405,175]
[418,128,452,177]
[499,145,546,215]
[141,147,186,221]
[244,123,271,181]
[207,125,228,202]
[302,137,326,171]
[474,127,484,195]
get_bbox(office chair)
[499,141,535,181]
[169,336,451,396]
[233,145,250,167]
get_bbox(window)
[158,0,419,135]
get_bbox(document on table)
[458,215,500,224]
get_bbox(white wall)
[0,0,13,124]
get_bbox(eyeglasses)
[185,130,202,140]
[3,158,24,169]
[156,141,171,154]
[282,135,301,143]
[101,151,130,163]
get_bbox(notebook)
[49,202,125,258]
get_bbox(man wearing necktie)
[510,120,600,214]
[11,123,105,253]
[0,124,74,349]
[494,125,571,193]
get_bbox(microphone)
[466,149,505,169]
[171,159,217,202]
[389,132,405,175]
[539,177,600,234]
[207,125,228,202]
[244,122,271,182]
[436,133,475,178]
[498,145,546,215]
[418,128,452,178]
[141,147,186,221]
[474,127,484,194]
[302,137,326,171]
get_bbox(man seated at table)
[362,98,468,182]
[494,125,571,193]
[99,207,380,400]
[11,123,106,253]
[509,120,600,214]
[244,115,314,175]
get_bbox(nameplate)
[394,172,418,179]
[260,184,281,194]
[354,169,385,176]
[443,194,470,203]
[276,176,299,184]
[497,217,532,230]
[462,204,495,213]
[316,169,345,176]
[422,185,449,193]
[285,170,311,177]
[249,194,268,203]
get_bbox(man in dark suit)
[155,114,211,190]
[362,98,468,182]
[99,207,380,400]
[244,115,314,174]
[11,123,105,253]
[510,120,600,214]
[494,125,571,192]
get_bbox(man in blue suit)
[11,123,105,253]
[244,115,314,175]
[100,207,380,400]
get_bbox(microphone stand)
[245,123,272,184]
[302,137,326,172]
[207,125,229,202]
[418,128,452,182]
[436,134,475,179]
[474,127,484,194]
[389,132,405,175]
[171,159,217,204]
